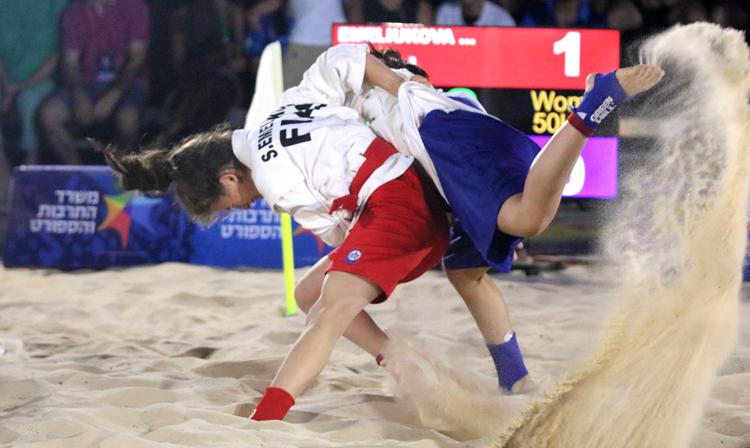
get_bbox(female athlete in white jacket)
[99,44,662,421]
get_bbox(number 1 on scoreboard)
[554,31,581,78]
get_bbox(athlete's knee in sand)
[275,271,382,398]
[304,272,380,328]
[294,255,330,314]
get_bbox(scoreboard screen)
[333,24,621,198]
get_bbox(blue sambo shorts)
[419,108,541,272]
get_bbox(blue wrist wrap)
[487,333,529,391]
[568,70,628,137]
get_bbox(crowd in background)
[0,0,748,209]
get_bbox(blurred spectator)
[143,0,175,109]
[711,0,749,32]
[363,0,434,24]
[667,0,708,24]
[605,0,645,62]
[434,0,515,139]
[244,0,292,56]
[520,0,609,28]
[241,0,292,106]
[282,0,364,89]
[589,0,611,16]
[38,0,150,165]
[0,0,68,206]
[497,0,532,22]
[435,0,516,26]
[152,0,245,145]
[0,0,68,166]
[0,149,8,210]
[633,0,681,35]
[606,0,644,33]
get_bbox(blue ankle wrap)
[568,70,628,137]
[487,333,528,391]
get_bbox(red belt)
[329,138,398,216]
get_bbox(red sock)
[250,387,295,421]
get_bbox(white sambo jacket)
[232,44,414,247]
[346,45,489,203]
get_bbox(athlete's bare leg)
[295,257,389,358]
[446,266,535,393]
[446,267,513,341]
[272,270,382,398]
[497,65,665,237]
[38,97,83,165]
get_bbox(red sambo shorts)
[327,138,450,303]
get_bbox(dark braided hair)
[94,124,248,224]
[95,143,173,193]
[367,43,429,80]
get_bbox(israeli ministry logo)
[345,249,362,264]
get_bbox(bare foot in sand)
[585,64,665,96]
[511,374,536,394]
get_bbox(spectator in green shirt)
[0,0,68,206]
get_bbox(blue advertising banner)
[189,199,334,269]
[3,166,333,270]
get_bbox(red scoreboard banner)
[333,25,620,90]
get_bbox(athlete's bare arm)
[363,53,405,96]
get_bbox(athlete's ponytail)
[95,124,248,224]
[95,142,174,194]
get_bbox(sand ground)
[0,262,747,448]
